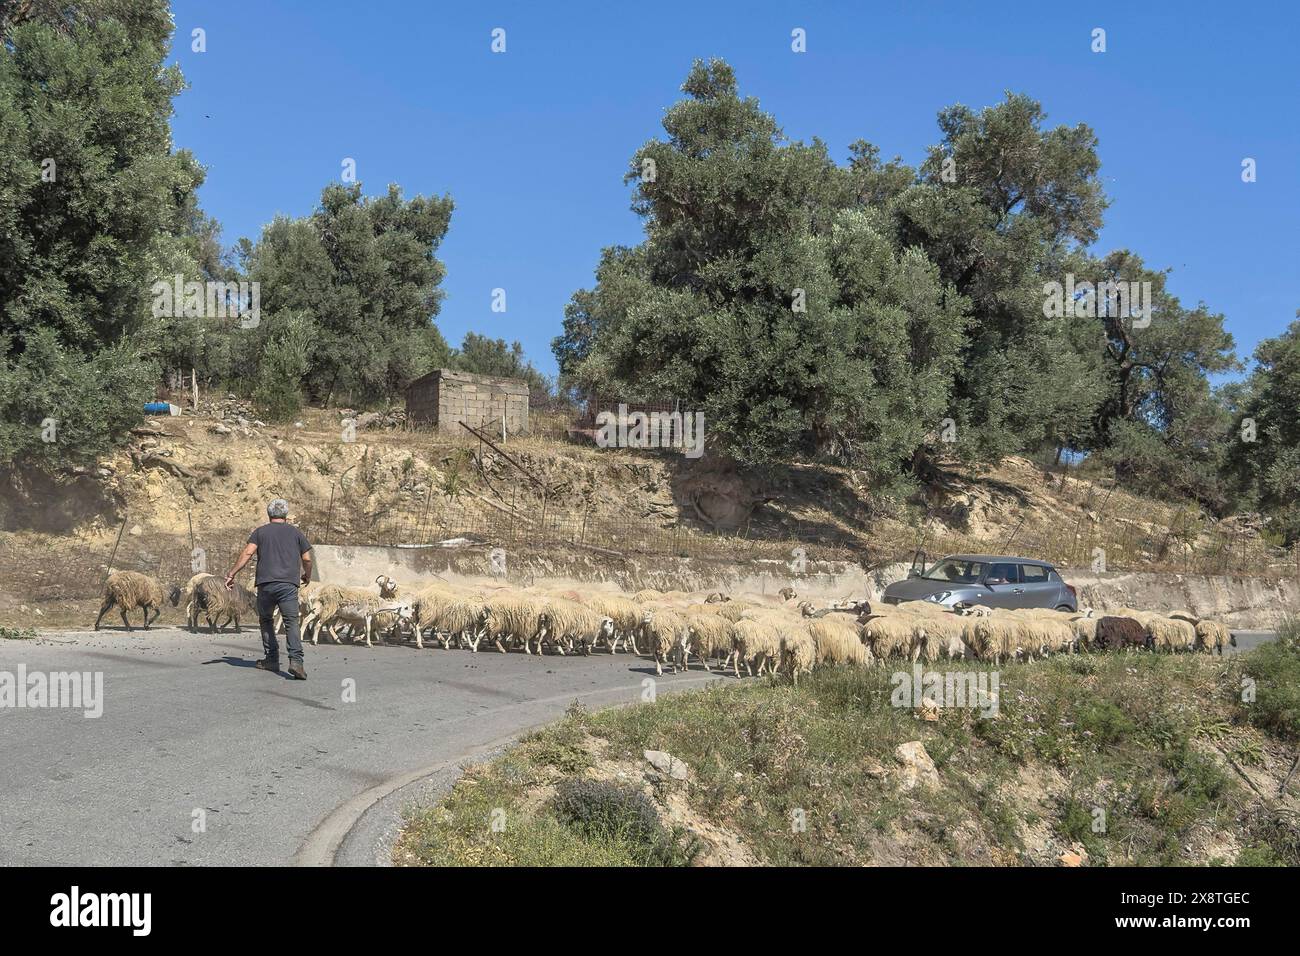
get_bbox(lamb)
[536,599,614,656]
[480,593,546,654]
[94,571,179,631]
[640,607,689,675]
[681,610,735,672]
[805,618,870,667]
[191,574,256,632]
[956,604,994,617]
[1094,615,1152,652]
[730,617,781,678]
[1069,614,1099,651]
[1194,619,1236,655]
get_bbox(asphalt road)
[0,627,727,866]
[0,626,1280,866]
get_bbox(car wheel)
[1055,604,1073,612]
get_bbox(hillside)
[0,401,1290,627]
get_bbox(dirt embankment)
[0,403,1292,627]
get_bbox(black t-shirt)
[248,522,312,586]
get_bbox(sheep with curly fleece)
[423,595,488,655]
[181,572,216,630]
[908,612,973,662]
[860,613,922,661]
[406,584,460,649]
[779,627,816,685]
[805,618,869,667]
[536,598,614,656]
[94,571,179,631]
[1094,615,1152,652]
[640,606,689,675]
[1195,619,1236,655]
[481,593,547,654]
[730,617,781,677]
[680,610,735,672]
[1148,616,1197,653]
[192,575,256,632]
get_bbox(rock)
[128,524,142,536]
[893,741,939,791]
[917,696,940,721]
[862,757,889,780]
[1059,850,1085,867]
[644,750,689,781]
[355,411,383,429]
[210,423,232,436]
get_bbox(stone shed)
[404,368,529,434]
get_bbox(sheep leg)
[94,597,115,630]
[119,607,132,631]
[146,606,160,629]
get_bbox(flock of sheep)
[92,569,1238,681]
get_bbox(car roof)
[939,554,1054,567]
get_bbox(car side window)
[986,563,1019,585]
[1020,564,1049,583]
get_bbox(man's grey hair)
[267,498,290,519]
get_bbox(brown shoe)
[287,663,307,680]
[254,658,280,672]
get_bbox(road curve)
[1,626,1278,866]
[0,627,727,866]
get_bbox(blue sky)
[168,0,1299,378]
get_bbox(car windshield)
[920,558,986,583]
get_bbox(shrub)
[550,778,690,864]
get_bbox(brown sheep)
[94,571,179,631]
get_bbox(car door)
[980,562,1022,608]
[1017,563,1059,609]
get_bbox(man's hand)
[300,573,311,587]
[224,573,236,591]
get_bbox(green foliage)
[0,0,189,467]
[1233,318,1300,543]
[550,778,686,865]
[557,61,1247,503]
[246,181,455,408]
[451,332,549,395]
[559,60,968,476]
[251,312,316,420]
[1239,621,1300,740]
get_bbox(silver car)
[881,553,1078,612]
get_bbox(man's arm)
[299,549,313,586]
[226,542,257,589]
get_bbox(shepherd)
[225,498,313,679]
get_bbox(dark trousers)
[257,581,303,665]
